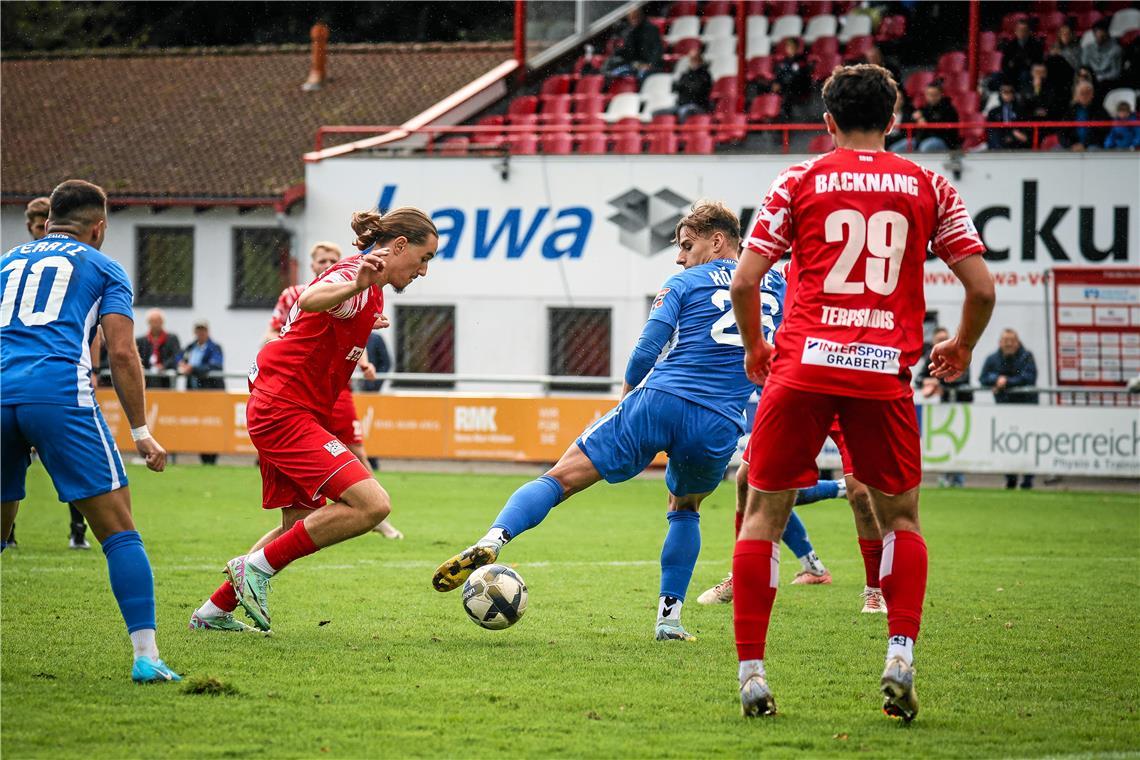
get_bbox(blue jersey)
[1,233,134,408]
[641,259,786,429]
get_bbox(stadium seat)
[952,91,981,116]
[979,30,998,53]
[1037,11,1068,34]
[904,70,936,99]
[573,54,606,75]
[714,111,748,143]
[577,115,607,133]
[704,0,736,16]
[702,16,737,41]
[640,72,675,100]
[842,34,872,61]
[803,1,835,19]
[611,116,643,132]
[938,51,967,73]
[710,54,740,80]
[876,14,907,41]
[1067,0,1096,12]
[577,132,608,154]
[959,115,986,150]
[748,93,782,121]
[803,14,838,43]
[769,0,800,16]
[647,129,680,154]
[541,75,573,97]
[608,76,639,95]
[1001,12,1029,35]
[604,93,643,123]
[668,1,699,18]
[1123,28,1140,47]
[808,134,834,152]
[746,34,773,57]
[573,94,606,121]
[611,131,644,154]
[576,75,605,96]
[683,131,716,154]
[507,96,538,120]
[811,36,840,56]
[671,37,702,56]
[711,75,740,106]
[506,113,538,129]
[746,15,770,40]
[666,16,702,43]
[980,50,1003,74]
[1110,8,1140,37]
[436,137,470,156]
[706,36,740,58]
[1104,87,1137,114]
[769,14,805,43]
[1032,0,1058,11]
[471,116,505,149]
[810,52,842,81]
[941,71,970,96]
[642,92,678,120]
[538,95,572,123]
[507,133,538,154]
[1073,10,1103,33]
[747,55,775,81]
[539,132,574,155]
[837,12,872,43]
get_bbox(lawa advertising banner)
[918,403,1140,477]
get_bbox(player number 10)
[0,256,74,328]
[823,209,908,296]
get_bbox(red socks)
[734,510,744,540]
[263,520,319,572]
[879,530,927,640]
[209,581,239,612]
[732,540,779,661]
[858,537,884,588]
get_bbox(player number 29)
[0,256,74,328]
[823,210,908,296]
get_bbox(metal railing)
[312,119,1135,155]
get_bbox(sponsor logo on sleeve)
[801,337,901,374]
[324,440,348,457]
[651,288,671,310]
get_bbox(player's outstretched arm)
[730,249,777,384]
[298,250,386,313]
[102,313,167,472]
[929,255,996,381]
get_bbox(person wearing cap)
[178,320,224,464]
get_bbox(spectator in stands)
[906,81,960,152]
[178,319,223,464]
[986,81,1030,150]
[1048,23,1082,76]
[980,330,1038,489]
[1021,61,1065,121]
[1104,101,1140,150]
[604,6,663,83]
[771,38,812,117]
[361,329,393,393]
[1082,19,1122,87]
[915,327,972,487]
[1000,18,1044,88]
[1059,80,1110,150]
[136,308,181,388]
[670,46,713,122]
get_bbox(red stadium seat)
[612,117,642,132]
[651,113,679,127]
[952,91,981,116]
[471,117,505,149]
[539,94,572,123]
[575,75,605,96]
[811,36,840,56]
[577,132,608,154]
[940,70,970,95]
[1072,10,1103,32]
[684,113,713,127]
[573,94,606,121]
[1001,12,1029,35]
[843,34,873,61]
[876,14,907,41]
[507,133,538,154]
[577,116,608,133]
[669,1,698,18]
[938,51,967,74]
[714,112,748,143]
[541,75,573,97]
[748,93,782,121]
[747,56,774,82]
[810,52,842,81]
[711,75,740,105]
[671,37,702,56]
[959,115,986,149]
[704,1,735,17]
[683,131,715,154]
[507,96,538,119]
[436,137,469,156]
[540,132,574,155]
[1032,0,1058,11]
[979,50,1003,75]
[743,0,766,14]
[647,129,680,154]
[1037,11,1068,33]
[647,17,669,36]
[803,1,834,19]
[611,131,644,154]
[608,76,639,95]
[979,30,998,53]
[573,54,606,75]
[833,0,856,12]
[769,0,799,16]
[1124,29,1140,47]
[808,134,834,152]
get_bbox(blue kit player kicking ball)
[0,180,180,683]
[432,200,841,641]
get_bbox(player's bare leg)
[734,487,796,716]
[349,442,402,539]
[1,501,19,551]
[226,479,391,631]
[71,487,180,682]
[846,476,887,613]
[866,485,923,722]
[656,491,708,642]
[432,443,601,592]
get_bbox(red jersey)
[269,284,305,334]
[744,147,985,399]
[250,255,383,414]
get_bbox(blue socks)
[101,530,156,634]
[659,510,701,602]
[796,479,841,505]
[781,510,814,559]
[490,475,564,542]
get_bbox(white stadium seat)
[746,35,772,57]
[1103,87,1137,114]
[603,92,642,122]
[746,15,769,40]
[701,16,736,42]
[642,92,678,120]
[706,36,739,58]
[803,15,838,43]
[769,15,804,43]
[709,53,739,80]
[1080,29,1097,48]
[838,13,872,43]
[666,16,700,44]
[1109,8,1140,38]
[639,73,674,101]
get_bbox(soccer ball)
[462,564,528,630]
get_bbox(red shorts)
[246,392,371,510]
[745,383,920,495]
[329,387,362,446]
[742,416,852,475]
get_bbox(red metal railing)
[313,120,1133,155]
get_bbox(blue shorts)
[576,388,740,497]
[1,404,128,503]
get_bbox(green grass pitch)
[2,464,1137,758]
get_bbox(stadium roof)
[0,42,512,210]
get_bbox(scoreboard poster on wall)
[1050,267,1140,407]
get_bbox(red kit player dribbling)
[729,65,996,720]
[189,207,438,633]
